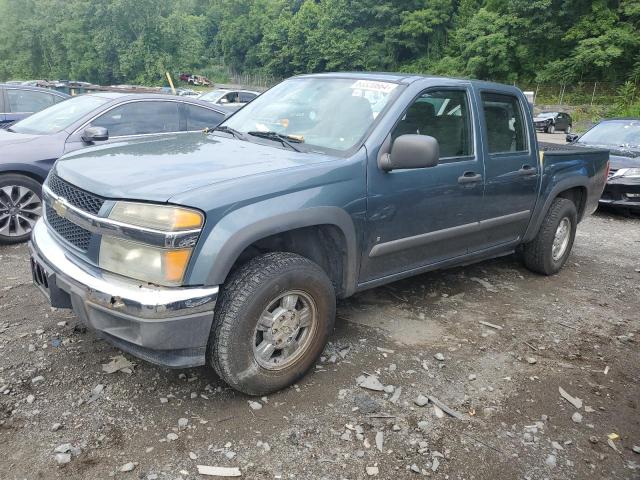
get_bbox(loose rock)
[357,375,385,391]
[119,462,137,472]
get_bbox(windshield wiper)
[247,131,303,152]
[210,125,245,140]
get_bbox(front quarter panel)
[175,150,367,294]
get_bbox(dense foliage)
[0,0,638,85]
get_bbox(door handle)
[517,165,537,176]
[458,171,483,184]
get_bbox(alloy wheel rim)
[552,217,571,261]
[253,290,318,371]
[0,185,42,237]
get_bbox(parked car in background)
[0,93,227,243]
[198,88,260,111]
[28,73,608,395]
[567,118,640,213]
[534,111,572,133]
[0,84,70,128]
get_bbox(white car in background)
[198,89,260,111]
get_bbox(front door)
[476,90,539,249]
[361,88,485,283]
[63,100,182,154]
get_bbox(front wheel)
[522,198,577,275]
[566,125,572,134]
[0,174,43,244]
[547,123,555,134]
[207,252,336,395]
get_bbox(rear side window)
[91,101,180,137]
[7,89,56,113]
[481,92,528,154]
[392,89,473,159]
[185,104,224,131]
[239,92,257,103]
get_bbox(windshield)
[10,95,110,135]
[578,120,640,149]
[199,90,229,103]
[536,112,556,118]
[222,77,399,152]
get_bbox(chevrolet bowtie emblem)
[52,198,68,218]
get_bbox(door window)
[222,92,239,104]
[392,90,473,159]
[481,92,528,154]
[238,92,257,103]
[91,101,180,137]
[7,89,56,113]
[185,104,224,131]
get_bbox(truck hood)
[55,133,333,203]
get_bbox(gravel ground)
[1,209,639,480]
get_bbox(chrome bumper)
[29,219,218,367]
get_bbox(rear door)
[475,90,539,249]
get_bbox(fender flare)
[198,206,359,296]
[522,177,589,243]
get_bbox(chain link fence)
[520,82,637,107]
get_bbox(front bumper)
[599,179,640,211]
[28,220,219,368]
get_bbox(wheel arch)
[196,207,359,298]
[0,166,48,185]
[523,179,588,243]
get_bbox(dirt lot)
[1,208,639,480]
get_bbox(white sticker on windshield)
[350,80,398,94]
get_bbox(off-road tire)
[207,252,335,395]
[522,198,577,275]
[0,174,43,245]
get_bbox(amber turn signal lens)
[163,249,192,284]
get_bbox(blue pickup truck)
[28,73,609,395]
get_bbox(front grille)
[46,204,92,251]
[47,174,105,215]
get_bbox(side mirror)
[82,126,109,143]
[379,134,439,172]
[219,98,229,104]
[566,133,579,143]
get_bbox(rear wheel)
[522,198,577,275]
[0,174,43,244]
[208,252,335,395]
[566,125,572,134]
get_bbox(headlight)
[109,202,203,231]
[99,237,192,286]
[99,202,204,286]
[619,168,640,178]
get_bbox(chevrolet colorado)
[29,73,609,394]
